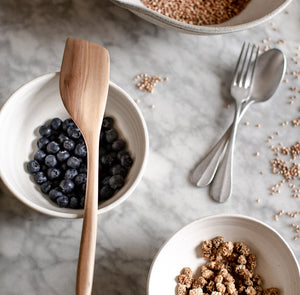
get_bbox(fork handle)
[209,103,242,202]
[191,100,254,187]
[190,128,230,186]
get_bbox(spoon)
[60,38,110,295]
[190,48,286,191]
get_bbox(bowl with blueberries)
[0,72,149,218]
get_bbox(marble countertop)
[0,0,299,294]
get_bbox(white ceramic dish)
[111,0,293,35]
[0,72,149,218]
[147,214,300,294]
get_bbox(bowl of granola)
[111,0,293,35]
[147,214,300,295]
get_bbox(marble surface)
[0,0,299,294]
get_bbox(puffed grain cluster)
[176,236,280,295]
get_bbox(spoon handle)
[209,103,242,202]
[190,128,230,186]
[76,138,99,295]
[191,100,254,187]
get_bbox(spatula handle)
[76,140,99,295]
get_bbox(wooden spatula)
[60,38,110,295]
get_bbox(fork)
[208,43,259,202]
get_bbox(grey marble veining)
[0,0,299,294]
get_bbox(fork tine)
[232,42,246,85]
[243,45,259,89]
[242,45,256,87]
[238,43,250,87]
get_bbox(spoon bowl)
[251,48,286,103]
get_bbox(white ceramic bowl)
[0,72,149,218]
[147,214,300,294]
[111,0,293,35]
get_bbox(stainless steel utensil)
[190,48,286,194]
[209,43,259,202]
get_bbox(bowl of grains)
[0,72,149,218]
[147,214,300,295]
[111,0,293,35]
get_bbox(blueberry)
[69,195,79,209]
[50,118,62,131]
[34,150,46,163]
[56,150,70,162]
[40,181,52,194]
[46,141,60,154]
[110,164,127,177]
[105,129,118,143]
[74,143,87,157]
[121,154,133,169]
[60,163,68,171]
[34,171,47,184]
[104,143,112,153]
[117,150,129,160]
[99,146,106,157]
[99,185,114,200]
[65,168,78,180]
[108,175,124,190]
[39,125,52,137]
[100,130,106,142]
[101,154,114,166]
[56,195,69,208]
[49,134,58,141]
[63,139,75,151]
[58,133,69,144]
[37,137,50,150]
[112,139,126,151]
[67,126,81,139]
[100,176,110,187]
[47,168,61,180]
[79,163,87,174]
[102,117,114,129]
[81,183,86,193]
[49,188,63,202]
[62,118,76,132]
[67,156,81,169]
[79,196,85,208]
[74,173,87,186]
[59,179,75,193]
[41,164,48,172]
[27,160,40,174]
[45,154,57,167]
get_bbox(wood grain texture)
[60,38,110,295]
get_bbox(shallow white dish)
[111,0,293,35]
[147,214,300,294]
[0,72,149,218]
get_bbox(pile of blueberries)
[26,117,133,209]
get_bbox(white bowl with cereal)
[111,0,293,35]
[147,214,300,295]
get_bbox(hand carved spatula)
[60,37,110,295]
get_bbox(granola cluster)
[176,236,280,295]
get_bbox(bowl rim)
[146,213,300,294]
[0,72,149,218]
[111,0,293,34]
